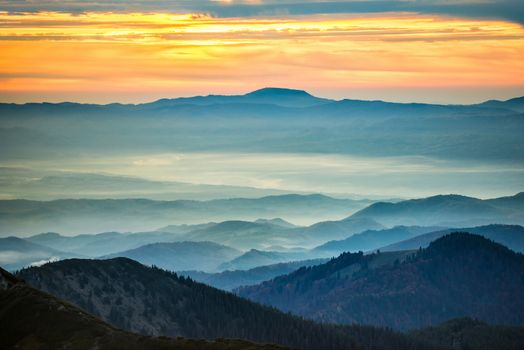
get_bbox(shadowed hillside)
[239,233,524,330]
[16,258,440,350]
[0,266,288,350]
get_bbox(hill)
[381,224,524,253]
[349,193,524,227]
[146,87,332,108]
[181,259,328,291]
[15,258,439,350]
[26,231,184,257]
[0,194,369,236]
[312,226,442,256]
[0,236,78,271]
[0,266,288,350]
[103,241,242,272]
[299,217,385,243]
[238,233,524,330]
[181,220,306,250]
[254,218,298,229]
[477,96,524,113]
[218,249,309,271]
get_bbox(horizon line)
[1,87,523,107]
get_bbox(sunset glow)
[1,11,524,102]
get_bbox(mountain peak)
[425,232,513,257]
[245,87,312,97]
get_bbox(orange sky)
[1,11,524,103]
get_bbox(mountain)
[477,96,524,113]
[3,91,523,160]
[0,236,78,271]
[3,263,520,350]
[103,241,242,272]
[0,266,288,350]
[172,215,386,251]
[349,193,524,227]
[313,226,443,256]
[22,214,382,260]
[15,258,438,350]
[238,233,524,330]
[26,231,185,257]
[146,87,332,108]
[242,87,332,107]
[180,220,306,250]
[181,259,329,291]
[299,216,385,243]
[218,249,309,271]
[254,218,298,228]
[0,194,370,236]
[487,192,524,211]
[381,224,524,253]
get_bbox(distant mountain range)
[2,191,524,274]
[0,194,371,236]
[26,230,183,257]
[1,88,523,165]
[175,220,307,251]
[103,241,242,272]
[349,192,524,227]
[0,236,79,271]
[218,249,308,271]
[180,259,328,291]
[5,221,524,274]
[3,192,522,239]
[238,233,524,330]
[312,225,442,256]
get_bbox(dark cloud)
[0,1,523,24]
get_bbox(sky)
[1,0,524,103]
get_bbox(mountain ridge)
[238,233,524,330]
[2,88,523,109]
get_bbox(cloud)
[1,1,523,24]
[1,11,523,104]
[8,152,524,198]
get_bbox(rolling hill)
[381,224,524,253]
[0,194,369,236]
[15,257,438,350]
[299,216,385,243]
[180,220,306,250]
[103,241,242,272]
[312,226,442,256]
[0,266,288,350]
[349,193,524,227]
[0,236,78,271]
[26,231,183,257]
[238,233,524,330]
[180,258,328,291]
[4,255,524,350]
